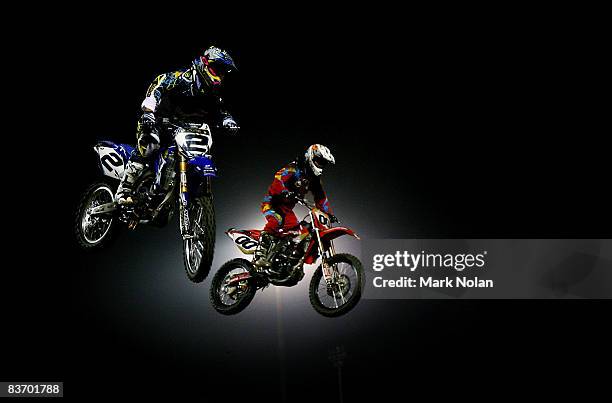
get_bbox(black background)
[3,8,610,401]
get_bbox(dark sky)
[3,10,610,401]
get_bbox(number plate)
[96,146,126,179]
[227,230,260,254]
[175,125,213,157]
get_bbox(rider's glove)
[140,112,160,138]
[329,214,339,224]
[222,116,240,135]
[141,112,157,130]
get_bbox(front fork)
[311,211,336,286]
[178,153,211,238]
[179,154,190,237]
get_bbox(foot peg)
[254,258,272,269]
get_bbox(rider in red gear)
[256,144,336,268]
[261,164,332,233]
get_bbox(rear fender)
[93,141,135,180]
[226,228,261,254]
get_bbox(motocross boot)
[254,231,276,269]
[115,159,146,205]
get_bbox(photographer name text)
[371,250,494,289]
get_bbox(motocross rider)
[116,46,239,205]
[255,144,338,268]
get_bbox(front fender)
[189,155,217,177]
[319,227,360,242]
[305,227,359,264]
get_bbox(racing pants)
[261,198,299,235]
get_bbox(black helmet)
[193,46,237,88]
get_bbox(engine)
[268,238,308,286]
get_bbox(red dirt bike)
[209,197,364,317]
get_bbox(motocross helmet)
[193,46,237,88]
[305,144,335,176]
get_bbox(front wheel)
[74,180,118,250]
[209,258,257,315]
[182,195,215,283]
[309,253,364,317]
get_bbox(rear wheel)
[74,180,118,250]
[210,258,256,315]
[309,253,364,317]
[182,195,215,283]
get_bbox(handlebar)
[161,118,232,131]
[162,121,219,131]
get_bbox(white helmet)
[305,144,335,176]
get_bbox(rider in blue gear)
[116,46,239,205]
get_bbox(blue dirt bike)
[74,119,223,282]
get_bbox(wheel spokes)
[219,268,248,306]
[185,204,208,274]
[191,240,203,268]
[82,187,113,244]
[316,262,357,309]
